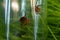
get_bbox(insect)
[19,16,30,25]
[35,5,40,12]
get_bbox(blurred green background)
[0,0,60,40]
[47,0,60,40]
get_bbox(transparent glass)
[1,0,47,40]
[10,0,34,40]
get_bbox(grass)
[0,0,60,40]
[47,0,60,40]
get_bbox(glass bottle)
[10,0,34,40]
[4,0,47,40]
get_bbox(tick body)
[35,6,40,12]
[19,16,30,25]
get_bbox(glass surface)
[0,0,47,40]
[10,0,34,40]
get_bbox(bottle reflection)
[11,0,19,20]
